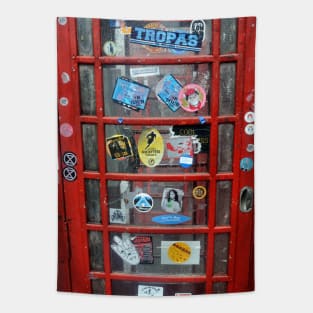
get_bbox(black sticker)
[106,135,133,160]
[63,152,77,167]
[63,167,77,182]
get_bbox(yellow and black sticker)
[192,186,207,200]
[106,135,133,160]
[167,242,191,263]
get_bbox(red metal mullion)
[205,18,221,294]
[92,18,112,295]
[57,17,91,293]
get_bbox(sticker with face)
[161,188,184,213]
[178,84,206,112]
[110,235,140,265]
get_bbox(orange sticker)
[167,242,191,263]
[192,186,207,200]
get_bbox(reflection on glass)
[217,124,234,172]
[85,179,101,224]
[215,181,232,226]
[79,65,96,115]
[214,233,229,275]
[88,231,104,271]
[82,124,99,171]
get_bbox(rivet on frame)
[58,17,67,26]
[59,97,69,106]
[61,72,70,84]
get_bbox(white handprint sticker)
[111,235,140,265]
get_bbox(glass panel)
[212,282,228,293]
[77,18,94,56]
[103,64,211,117]
[215,181,232,226]
[105,125,210,173]
[91,279,105,294]
[214,233,229,275]
[101,19,212,57]
[219,63,236,115]
[79,65,96,115]
[88,231,104,271]
[217,123,234,172]
[111,280,205,296]
[85,179,101,223]
[108,180,208,226]
[82,124,99,171]
[220,18,237,54]
[110,233,206,275]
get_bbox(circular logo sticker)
[178,84,206,112]
[244,111,255,123]
[133,193,153,213]
[168,242,191,263]
[192,186,207,199]
[138,128,164,168]
[63,152,77,167]
[63,167,77,182]
[240,157,254,172]
[246,144,254,152]
[60,123,73,137]
[59,97,69,106]
[103,41,117,56]
[245,124,255,135]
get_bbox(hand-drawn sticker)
[178,84,206,112]
[192,186,207,200]
[111,235,140,265]
[161,241,200,265]
[106,134,133,160]
[244,111,255,123]
[109,208,127,224]
[138,128,164,167]
[63,152,77,167]
[63,167,77,182]
[130,26,202,52]
[130,66,160,78]
[190,20,206,41]
[112,76,150,111]
[155,74,183,112]
[138,285,163,297]
[161,188,184,213]
[132,236,154,264]
[171,125,210,153]
[240,157,254,172]
[166,135,201,159]
[60,123,73,137]
[152,214,191,225]
[103,40,117,56]
[133,193,153,213]
[246,144,254,152]
[245,124,255,135]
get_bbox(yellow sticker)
[120,26,132,35]
[192,186,207,200]
[167,242,191,263]
[138,128,164,167]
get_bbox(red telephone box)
[57,16,256,296]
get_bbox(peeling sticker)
[178,84,206,112]
[111,235,140,265]
[60,123,73,137]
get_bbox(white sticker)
[138,285,163,297]
[130,66,160,78]
[109,208,127,224]
[245,124,255,135]
[111,235,140,265]
[161,241,200,265]
[161,188,184,213]
[244,111,255,123]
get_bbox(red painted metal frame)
[57,16,256,295]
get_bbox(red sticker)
[178,84,206,112]
[60,123,73,137]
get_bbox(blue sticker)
[152,214,191,225]
[112,77,150,111]
[133,193,153,213]
[130,27,202,52]
[240,157,254,172]
[157,74,182,112]
[179,153,193,168]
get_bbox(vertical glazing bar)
[92,18,112,295]
[205,18,220,294]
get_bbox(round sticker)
[60,123,73,137]
[63,152,77,167]
[246,144,254,152]
[63,167,77,182]
[133,193,153,213]
[168,242,191,263]
[244,111,255,123]
[240,157,254,172]
[178,84,206,112]
[59,97,69,106]
[103,41,117,56]
[179,153,193,168]
[192,186,207,200]
[58,17,67,26]
[245,124,255,135]
[138,128,164,168]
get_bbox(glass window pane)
[88,231,104,271]
[79,65,96,115]
[215,181,232,226]
[212,282,228,293]
[220,18,237,54]
[219,63,236,115]
[77,18,94,56]
[217,123,234,172]
[85,179,101,223]
[82,124,99,171]
[214,233,229,275]
[91,279,105,294]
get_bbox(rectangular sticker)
[130,27,202,52]
[109,208,127,224]
[130,66,160,78]
[138,285,163,296]
[132,236,154,264]
[112,76,150,111]
[161,241,200,265]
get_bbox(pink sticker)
[178,84,206,112]
[60,123,73,137]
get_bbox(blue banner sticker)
[152,214,191,225]
[130,27,202,52]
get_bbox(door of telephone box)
[57,16,256,296]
